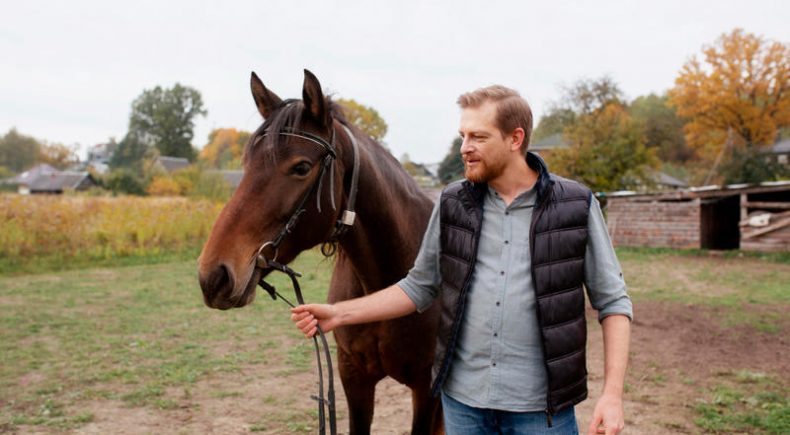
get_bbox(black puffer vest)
[433,152,592,416]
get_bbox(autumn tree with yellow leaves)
[669,29,790,183]
[336,98,388,143]
[200,128,251,169]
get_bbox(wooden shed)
[604,181,790,252]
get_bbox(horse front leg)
[338,348,381,435]
[409,374,444,435]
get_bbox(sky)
[2,0,789,164]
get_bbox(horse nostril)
[200,263,234,299]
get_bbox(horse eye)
[290,161,312,177]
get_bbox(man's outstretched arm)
[587,314,631,435]
[291,284,417,337]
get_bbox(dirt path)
[58,300,787,435]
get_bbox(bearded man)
[292,85,632,435]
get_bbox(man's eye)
[291,162,311,176]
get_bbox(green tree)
[125,83,207,162]
[0,128,41,173]
[438,137,464,184]
[629,93,691,162]
[336,98,388,143]
[561,76,624,115]
[104,168,146,195]
[546,77,657,192]
[38,142,79,170]
[719,146,789,184]
[110,133,149,174]
[532,107,576,143]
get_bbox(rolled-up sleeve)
[397,198,442,312]
[584,197,633,322]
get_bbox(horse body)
[198,70,442,434]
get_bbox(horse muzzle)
[199,262,258,310]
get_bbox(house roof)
[6,163,58,184]
[205,169,243,189]
[23,171,94,191]
[772,138,790,153]
[157,156,190,173]
[604,180,790,201]
[654,172,688,188]
[530,133,569,151]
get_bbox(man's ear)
[510,127,526,152]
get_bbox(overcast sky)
[2,0,789,163]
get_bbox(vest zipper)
[545,408,553,428]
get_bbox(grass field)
[1,248,788,434]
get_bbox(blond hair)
[457,85,533,154]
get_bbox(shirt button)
[504,240,509,244]
[505,211,509,215]
[496,301,500,306]
[492,362,497,367]
[500,271,505,275]
[494,332,498,337]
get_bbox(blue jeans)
[441,391,579,435]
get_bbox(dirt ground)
[50,300,787,435]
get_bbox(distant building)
[5,164,59,185]
[604,181,790,252]
[17,171,97,195]
[206,169,244,190]
[530,133,569,155]
[155,156,191,173]
[770,138,790,165]
[84,142,117,174]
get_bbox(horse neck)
[337,137,433,292]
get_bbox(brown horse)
[198,70,442,434]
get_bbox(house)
[5,163,59,186]
[604,181,790,252]
[770,138,790,165]
[18,171,97,195]
[84,142,117,174]
[206,169,244,190]
[155,156,191,173]
[530,133,569,156]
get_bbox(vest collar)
[464,151,553,206]
[526,151,554,205]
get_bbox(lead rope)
[258,260,337,435]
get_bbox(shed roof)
[604,180,790,201]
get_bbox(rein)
[254,123,360,435]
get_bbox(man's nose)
[459,138,473,155]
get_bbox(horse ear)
[302,69,330,126]
[250,72,282,119]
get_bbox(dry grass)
[0,194,222,259]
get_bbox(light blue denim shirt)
[398,184,632,412]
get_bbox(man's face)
[459,101,511,183]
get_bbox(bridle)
[252,118,360,435]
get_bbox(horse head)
[198,70,353,310]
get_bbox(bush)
[105,169,146,195]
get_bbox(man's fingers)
[587,416,602,435]
[290,311,310,322]
[296,316,317,331]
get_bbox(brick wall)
[606,198,701,249]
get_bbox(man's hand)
[290,285,418,338]
[291,304,340,338]
[587,393,624,435]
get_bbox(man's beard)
[464,155,507,183]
